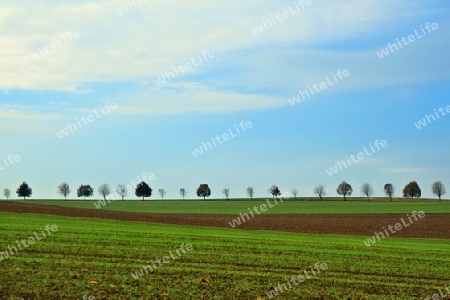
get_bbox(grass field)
[20,199,450,214]
[1,212,450,299]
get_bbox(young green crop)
[22,199,450,214]
[0,212,449,299]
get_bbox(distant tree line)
[1,180,447,201]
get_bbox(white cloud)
[0,0,433,88]
[0,105,55,120]
[0,0,447,115]
[112,83,284,115]
[386,167,433,174]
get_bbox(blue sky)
[1,0,449,200]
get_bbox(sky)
[0,0,449,200]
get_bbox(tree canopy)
[16,182,32,199]
[135,181,152,200]
[77,184,94,199]
[269,185,281,198]
[197,184,211,200]
[337,181,352,201]
[403,181,421,199]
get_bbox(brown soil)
[0,201,449,238]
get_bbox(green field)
[1,212,449,299]
[21,199,450,214]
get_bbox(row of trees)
[267,181,444,202]
[68,182,212,201]
[333,180,445,201]
[2,181,447,201]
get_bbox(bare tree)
[337,181,352,201]
[180,188,187,200]
[158,188,166,200]
[222,188,230,200]
[116,184,128,201]
[98,184,111,201]
[361,183,373,200]
[291,189,299,200]
[432,181,446,202]
[57,182,70,200]
[246,186,254,199]
[3,188,10,200]
[314,185,325,200]
[384,183,395,201]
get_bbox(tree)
[291,189,299,200]
[197,184,211,200]
[403,181,421,200]
[384,183,395,201]
[135,181,152,200]
[269,185,281,199]
[16,182,32,200]
[314,185,326,200]
[361,183,373,200]
[432,181,446,202]
[116,184,128,201]
[98,184,111,201]
[222,188,230,200]
[337,181,352,201]
[246,186,254,199]
[57,182,70,200]
[77,184,94,199]
[3,188,11,200]
[180,188,187,200]
[158,188,166,200]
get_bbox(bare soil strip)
[0,201,448,238]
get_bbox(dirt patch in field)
[0,201,449,238]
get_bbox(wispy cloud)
[113,85,284,115]
[386,167,433,174]
[0,1,443,91]
[0,105,56,121]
